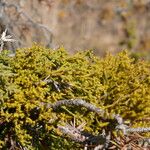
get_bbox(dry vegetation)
[0,0,150,55]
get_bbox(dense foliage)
[0,45,150,149]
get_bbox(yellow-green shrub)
[0,45,150,149]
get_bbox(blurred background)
[0,0,150,56]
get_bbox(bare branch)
[47,99,105,115]
[3,2,53,46]
[126,127,150,133]
[0,1,53,50]
[58,124,107,144]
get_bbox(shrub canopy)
[0,45,150,149]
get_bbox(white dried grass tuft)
[0,28,16,52]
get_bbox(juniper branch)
[42,98,150,147]
[43,99,150,134]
